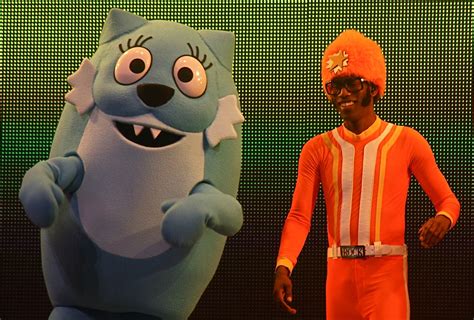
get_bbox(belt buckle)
[340,245,366,258]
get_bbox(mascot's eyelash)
[187,43,213,70]
[119,35,153,53]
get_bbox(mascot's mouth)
[115,121,184,148]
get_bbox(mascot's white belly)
[76,108,205,258]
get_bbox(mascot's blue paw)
[161,182,243,247]
[19,165,62,228]
[19,156,83,228]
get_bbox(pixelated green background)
[1,1,472,319]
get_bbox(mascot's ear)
[198,30,235,72]
[205,94,244,148]
[99,8,148,45]
[65,58,96,115]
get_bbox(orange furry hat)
[321,29,386,97]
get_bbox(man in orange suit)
[273,30,460,319]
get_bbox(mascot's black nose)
[137,84,175,108]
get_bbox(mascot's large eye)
[115,47,152,85]
[173,56,207,98]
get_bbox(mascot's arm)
[161,182,243,247]
[19,154,84,228]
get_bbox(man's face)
[326,76,375,122]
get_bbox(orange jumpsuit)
[277,117,460,319]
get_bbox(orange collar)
[342,117,382,141]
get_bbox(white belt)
[327,243,407,259]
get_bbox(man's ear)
[370,84,379,97]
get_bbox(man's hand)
[418,215,451,248]
[273,266,297,315]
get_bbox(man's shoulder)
[389,123,425,140]
[381,120,421,137]
[382,123,430,150]
[303,129,335,151]
[307,131,331,144]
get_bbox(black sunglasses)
[325,77,368,96]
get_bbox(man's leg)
[361,256,409,320]
[326,259,364,320]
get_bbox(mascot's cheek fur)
[19,8,244,320]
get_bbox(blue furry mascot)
[19,8,244,320]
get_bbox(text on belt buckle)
[340,245,366,258]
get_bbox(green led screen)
[1,1,472,319]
